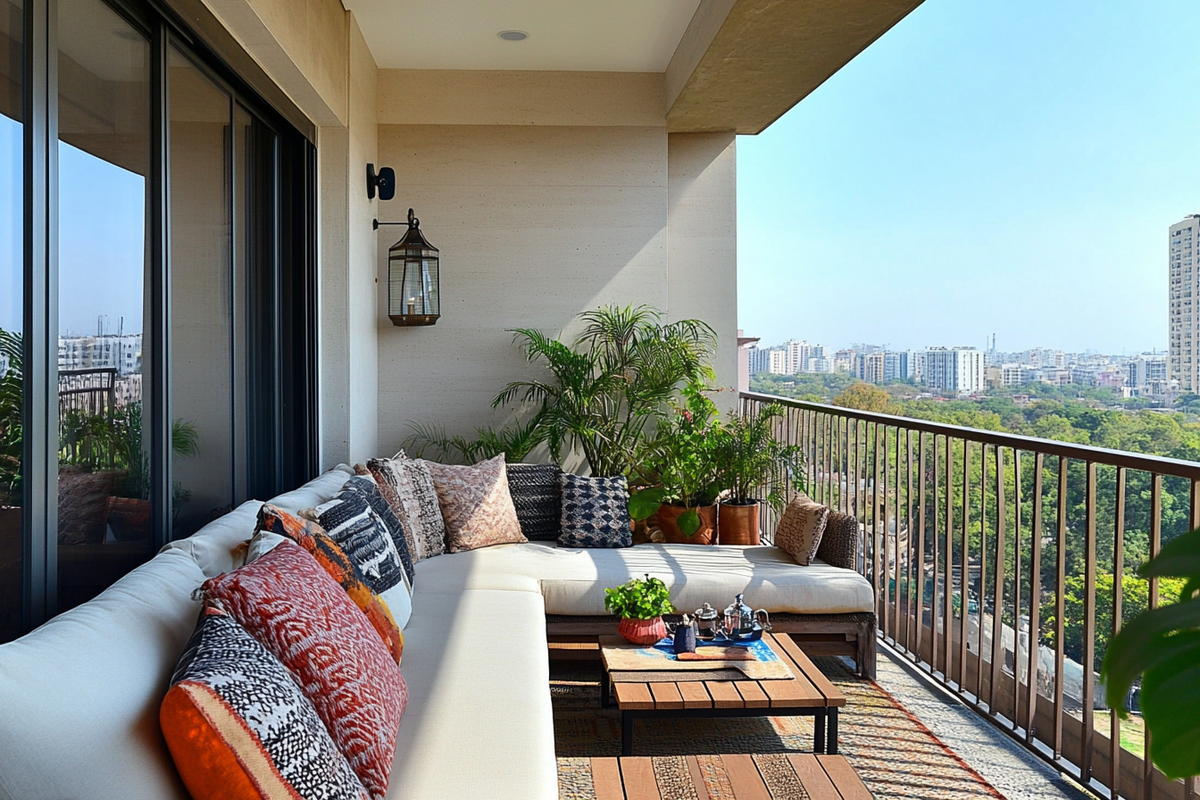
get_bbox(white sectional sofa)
[0,465,875,800]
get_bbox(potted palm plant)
[638,383,724,544]
[604,574,674,644]
[715,402,805,545]
[495,305,715,478]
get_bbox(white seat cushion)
[0,548,206,800]
[388,588,556,800]
[414,541,875,616]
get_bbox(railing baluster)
[905,428,915,654]
[991,446,1006,715]
[1010,448,1022,730]
[825,412,834,506]
[961,439,971,692]
[917,430,927,664]
[878,422,888,623]
[892,426,902,646]
[944,434,954,683]
[1186,481,1200,800]
[1054,456,1067,760]
[1110,466,1125,800]
[1082,462,1097,784]
[1026,452,1044,746]
[1145,473,1162,800]
[979,443,988,702]
[882,425,892,640]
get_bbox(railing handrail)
[740,390,1200,480]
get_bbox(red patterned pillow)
[256,504,403,664]
[204,541,407,800]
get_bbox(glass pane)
[0,0,22,643]
[56,0,151,612]
[168,46,236,538]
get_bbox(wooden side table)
[599,633,847,757]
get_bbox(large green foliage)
[635,383,725,536]
[496,305,715,478]
[1102,527,1200,779]
[719,401,805,508]
[404,416,545,465]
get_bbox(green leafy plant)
[603,574,674,620]
[636,383,725,536]
[719,401,806,510]
[496,305,715,478]
[0,328,21,505]
[1102,526,1200,779]
[404,416,545,465]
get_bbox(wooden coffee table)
[599,633,846,757]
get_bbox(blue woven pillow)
[557,473,632,548]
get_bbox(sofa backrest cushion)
[161,607,370,800]
[204,540,407,800]
[426,454,527,553]
[337,474,415,587]
[558,473,632,548]
[0,547,206,800]
[362,457,446,561]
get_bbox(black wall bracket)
[366,163,395,201]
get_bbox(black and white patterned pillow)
[506,463,562,541]
[339,474,415,587]
[308,489,413,628]
[558,473,633,548]
[162,607,370,800]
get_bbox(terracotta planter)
[718,501,761,546]
[105,496,151,542]
[618,616,668,645]
[657,503,717,545]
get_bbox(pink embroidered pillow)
[424,454,527,553]
[774,494,831,566]
[203,540,406,800]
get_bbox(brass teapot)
[717,593,771,643]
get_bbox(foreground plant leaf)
[1102,525,1200,780]
[628,487,667,522]
[678,509,701,537]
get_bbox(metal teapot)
[693,602,722,640]
[718,593,771,643]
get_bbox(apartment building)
[1169,214,1200,390]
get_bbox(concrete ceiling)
[342,0,702,72]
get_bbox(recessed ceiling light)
[498,30,529,42]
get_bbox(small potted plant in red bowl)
[604,574,674,645]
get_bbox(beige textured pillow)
[424,454,527,553]
[775,494,831,566]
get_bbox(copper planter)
[657,503,717,545]
[717,501,761,546]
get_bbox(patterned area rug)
[552,655,1005,799]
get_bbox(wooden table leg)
[828,708,839,755]
[622,712,634,757]
[814,710,826,754]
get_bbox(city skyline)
[737,1,1198,355]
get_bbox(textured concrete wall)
[375,71,738,459]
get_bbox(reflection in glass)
[168,47,239,537]
[56,0,151,612]
[0,0,22,643]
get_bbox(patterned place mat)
[553,655,1006,799]
[601,638,794,681]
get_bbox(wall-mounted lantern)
[375,209,440,327]
[369,163,440,327]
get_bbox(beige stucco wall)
[375,71,737,458]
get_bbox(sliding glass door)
[1,0,316,634]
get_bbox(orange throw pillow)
[256,504,403,664]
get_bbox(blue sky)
[737,0,1200,355]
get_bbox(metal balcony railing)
[739,391,1200,800]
